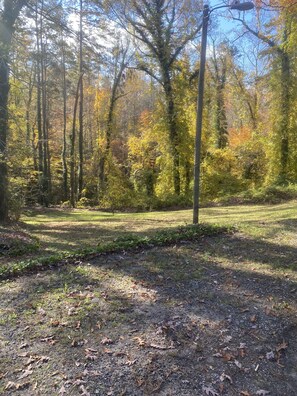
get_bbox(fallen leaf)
[58,384,67,395]
[222,352,235,362]
[266,351,275,361]
[18,367,33,380]
[72,339,85,347]
[125,359,136,366]
[133,337,146,347]
[37,356,49,364]
[202,385,219,396]
[223,335,232,343]
[250,315,257,323]
[68,307,77,316]
[18,352,29,357]
[101,337,113,345]
[149,343,174,350]
[40,335,56,345]
[5,381,30,390]
[240,391,251,396]
[26,356,36,365]
[89,370,102,376]
[5,382,16,390]
[276,341,288,352]
[220,373,233,384]
[234,360,242,369]
[79,385,91,396]
[85,348,98,354]
[85,354,97,361]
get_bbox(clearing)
[0,201,297,395]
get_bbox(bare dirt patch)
[0,231,297,395]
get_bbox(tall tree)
[233,2,294,182]
[78,0,84,199]
[99,42,130,195]
[107,0,203,195]
[0,0,27,221]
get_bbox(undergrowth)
[217,184,297,205]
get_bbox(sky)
[205,0,264,74]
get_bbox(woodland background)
[1,0,297,221]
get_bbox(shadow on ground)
[0,230,297,395]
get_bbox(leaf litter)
[0,232,297,394]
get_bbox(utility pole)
[192,1,254,224]
[193,5,209,224]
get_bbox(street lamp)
[193,1,254,224]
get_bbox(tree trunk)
[78,0,84,199]
[163,72,180,195]
[70,75,83,208]
[35,5,44,204]
[61,40,68,201]
[41,35,50,206]
[278,51,290,182]
[99,49,128,195]
[0,0,27,222]
[216,88,228,149]
[0,33,11,222]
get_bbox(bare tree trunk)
[35,4,44,204]
[78,0,84,199]
[61,39,68,201]
[0,0,27,222]
[41,32,49,206]
[70,75,83,208]
[0,31,11,222]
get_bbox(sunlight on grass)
[16,200,297,257]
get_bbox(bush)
[201,148,246,201]
[77,197,93,208]
[60,200,71,208]
[217,184,297,205]
[8,178,26,221]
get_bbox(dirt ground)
[0,231,297,395]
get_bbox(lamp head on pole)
[230,1,255,11]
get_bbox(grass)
[0,223,229,279]
[22,200,297,250]
[0,200,296,278]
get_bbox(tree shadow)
[1,231,297,394]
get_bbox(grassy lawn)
[19,200,297,256]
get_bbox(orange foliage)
[228,126,252,148]
[255,0,297,9]
[139,110,151,129]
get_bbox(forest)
[0,0,296,222]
